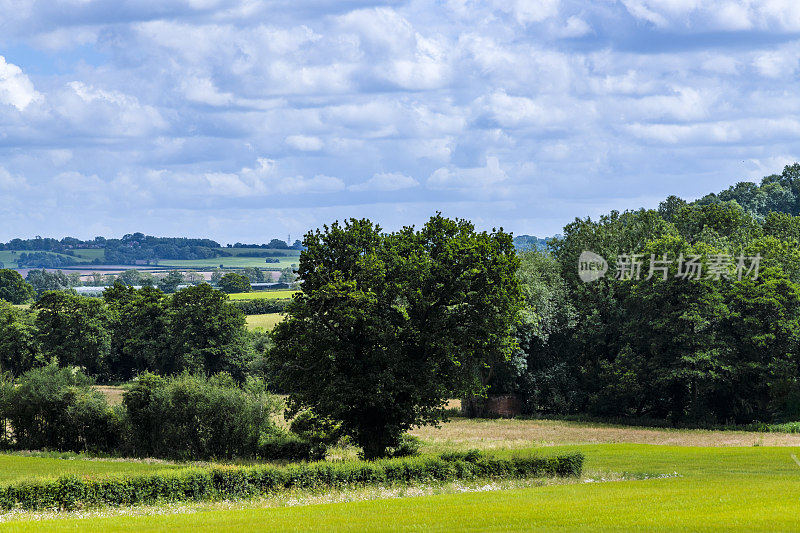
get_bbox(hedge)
[230,298,291,315]
[0,451,583,511]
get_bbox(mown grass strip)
[0,452,583,512]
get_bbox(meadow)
[227,290,297,300]
[1,418,798,531]
[245,313,284,330]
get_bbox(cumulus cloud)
[0,56,40,110]
[349,172,419,191]
[2,1,800,240]
[285,135,324,151]
[428,157,507,190]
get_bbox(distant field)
[0,454,178,484]
[216,248,300,257]
[72,248,105,260]
[245,313,284,330]
[158,256,299,269]
[227,290,297,300]
[0,250,94,269]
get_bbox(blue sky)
[1,0,800,243]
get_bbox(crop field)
[226,290,297,300]
[156,256,299,269]
[2,419,799,531]
[216,248,299,257]
[245,313,284,330]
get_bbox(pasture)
[245,313,284,330]
[1,419,798,531]
[227,290,297,300]
[0,454,177,484]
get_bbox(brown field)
[409,417,800,449]
[93,386,125,405]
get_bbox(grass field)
[2,418,800,530]
[0,454,178,484]
[226,290,297,300]
[2,441,797,531]
[245,313,284,330]
[0,250,94,269]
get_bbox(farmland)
[227,290,297,300]
[0,419,798,531]
[245,313,284,330]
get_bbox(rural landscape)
[3,0,800,531]
[2,165,800,530]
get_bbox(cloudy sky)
[1,0,800,243]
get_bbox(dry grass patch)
[410,417,800,449]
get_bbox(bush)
[0,451,584,511]
[384,435,422,458]
[230,298,291,315]
[123,372,280,460]
[4,365,121,453]
[258,430,324,462]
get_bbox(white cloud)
[0,56,40,110]
[350,172,419,191]
[428,157,508,190]
[285,135,324,151]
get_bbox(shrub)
[4,364,121,453]
[258,430,324,462]
[384,435,422,458]
[0,451,584,511]
[230,298,291,315]
[123,372,281,460]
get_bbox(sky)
[1,0,800,244]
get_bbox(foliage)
[33,292,110,377]
[123,372,280,460]
[3,364,121,453]
[0,269,35,304]
[271,215,523,458]
[0,450,583,511]
[156,270,184,293]
[218,272,252,293]
[0,301,40,376]
[163,284,249,379]
[25,269,71,297]
[231,298,291,315]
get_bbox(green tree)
[218,272,251,293]
[25,269,69,297]
[33,292,110,376]
[164,284,249,379]
[0,269,35,304]
[270,215,522,458]
[103,284,168,381]
[0,301,40,375]
[157,270,184,293]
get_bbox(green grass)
[0,454,178,484]
[226,290,297,300]
[71,248,105,260]
[2,444,798,531]
[0,251,94,269]
[245,313,284,330]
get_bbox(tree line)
[0,284,261,382]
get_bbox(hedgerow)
[230,298,291,315]
[0,451,584,511]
